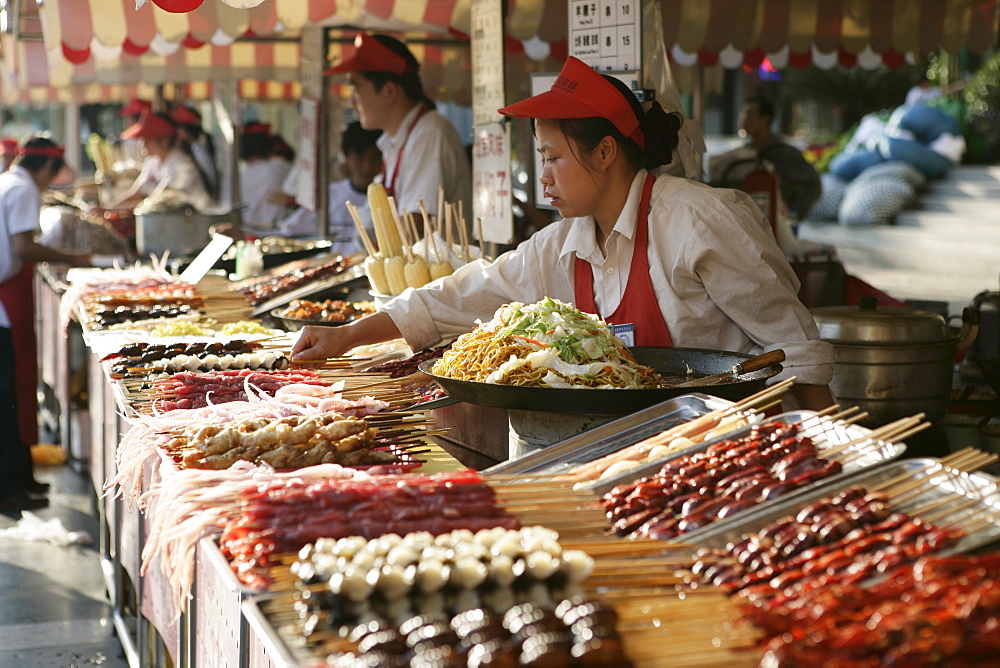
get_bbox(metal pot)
[135,211,240,258]
[812,297,979,426]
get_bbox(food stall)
[12,1,1000,667]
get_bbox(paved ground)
[0,463,128,668]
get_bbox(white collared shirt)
[0,165,42,327]
[240,158,292,228]
[382,170,833,385]
[376,104,471,220]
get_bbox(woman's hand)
[291,312,404,361]
[291,325,353,360]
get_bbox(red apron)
[381,105,430,197]
[0,262,38,445]
[573,173,674,347]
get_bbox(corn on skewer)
[367,183,403,258]
[419,199,453,280]
[403,213,432,288]
[346,201,390,295]
[386,197,430,290]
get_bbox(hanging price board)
[569,0,640,71]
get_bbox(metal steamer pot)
[812,297,979,426]
[135,210,240,258]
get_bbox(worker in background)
[326,32,471,225]
[280,121,382,250]
[239,122,293,231]
[0,136,92,512]
[108,112,215,212]
[170,104,219,202]
[739,96,822,221]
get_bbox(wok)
[418,346,783,414]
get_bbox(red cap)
[242,122,271,135]
[121,112,177,141]
[324,33,417,77]
[498,57,645,150]
[18,145,65,159]
[119,98,152,116]
[170,105,200,126]
[1,139,18,157]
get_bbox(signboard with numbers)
[569,0,640,71]
[473,122,514,244]
[295,98,320,212]
[471,0,506,126]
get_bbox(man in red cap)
[326,32,470,226]
[0,136,92,511]
[110,111,214,212]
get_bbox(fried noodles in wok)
[431,298,659,389]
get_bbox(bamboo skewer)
[346,200,377,256]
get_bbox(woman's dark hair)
[341,121,382,156]
[547,77,682,172]
[241,132,273,161]
[360,34,436,109]
[17,135,65,175]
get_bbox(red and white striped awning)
[38,0,564,68]
[662,0,1000,70]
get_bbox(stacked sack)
[812,105,964,227]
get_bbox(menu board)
[569,0,640,71]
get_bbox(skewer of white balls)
[293,527,594,603]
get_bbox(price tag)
[611,323,635,346]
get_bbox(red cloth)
[573,173,674,347]
[0,263,38,445]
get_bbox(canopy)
[0,0,564,103]
[663,0,1000,70]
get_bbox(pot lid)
[812,297,953,343]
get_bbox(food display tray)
[687,458,1000,557]
[483,393,739,477]
[242,595,306,668]
[586,410,909,544]
[587,410,905,496]
[251,262,366,316]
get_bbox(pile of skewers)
[349,184,482,297]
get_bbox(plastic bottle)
[234,236,264,280]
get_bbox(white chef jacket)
[0,166,41,327]
[240,159,292,230]
[146,147,214,212]
[382,170,834,386]
[276,180,372,256]
[377,104,471,220]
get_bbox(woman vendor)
[293,57,834,410]
[108,111,215,212]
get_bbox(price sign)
[569,0,639,71]
[296,98,319,211]
[471,0,505,126]
[472,122,513,244]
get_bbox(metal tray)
[242,595,301,668]
[588,410,905,496]
[588,411,908,544]
[483,393,739,477]
[687,458,1000,556]
[251,262,366,316]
